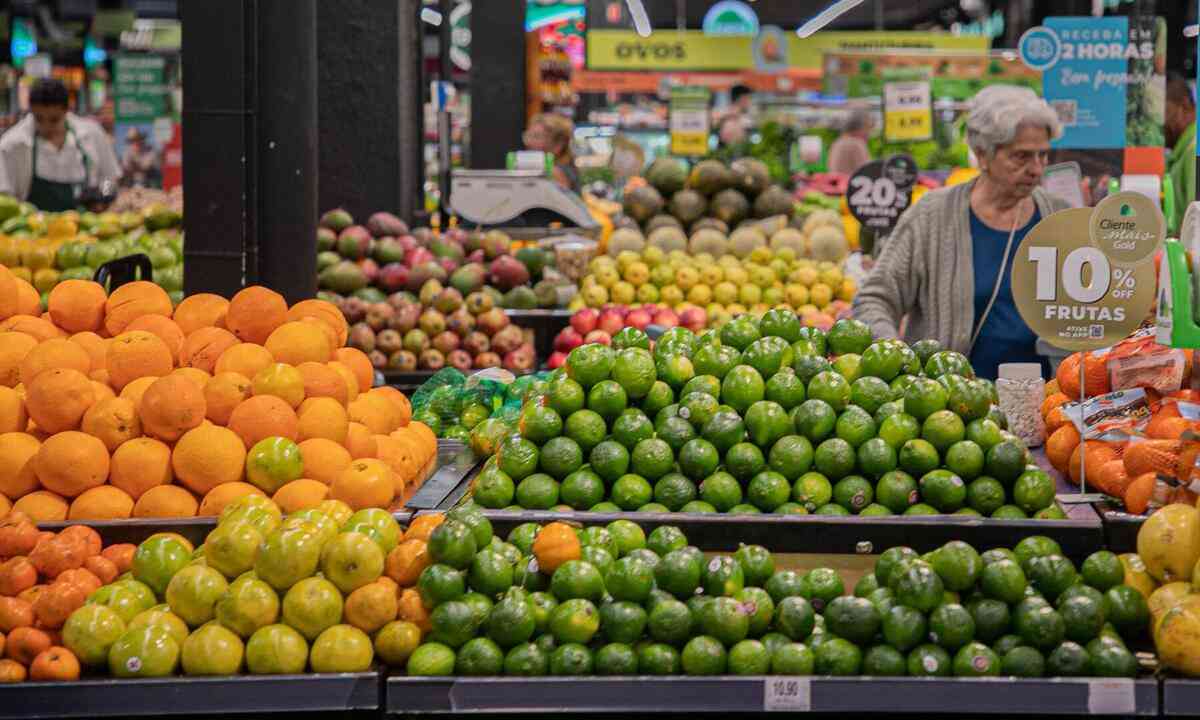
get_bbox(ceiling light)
[797,0,865,38]
[626,0,651,37]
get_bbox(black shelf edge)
[1095,501,1144,554]
[405,443,483,511]
[385,676,1158,715]
[39,513,417,547]
[1162,678,1200,716]
[0,672,380,719]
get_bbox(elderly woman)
[852,85,1069,379]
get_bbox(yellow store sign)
[883,80,933,141]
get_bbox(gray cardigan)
[851,179,1069,355]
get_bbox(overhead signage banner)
[585,30,989,72]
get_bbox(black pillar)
[181,0,318,304]
[470,0,526,169]
[317,0,422,222]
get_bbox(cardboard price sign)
[846,155,918,234]
[1012,192,1164,351]
[883,80,932,142]
[669,86,712,157]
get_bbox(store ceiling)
[585,0,974,32]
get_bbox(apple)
[554,327,584,353]
[547,351,567,369]
[570,308,598,335]
[679,307,707,332]
[597,309,624,336]
[320,531,385,593]
[584,330,612,346]
[652,308,679,328]
[626,308,652,330]
[254,523,324,592]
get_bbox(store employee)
[0,79,120,211]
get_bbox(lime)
[1088,640,1138,677]
[692,345,742,380]
[1013,469,1056,514]
[948,378,993,421]
[549,643,594,675]
[876,471,918,513]
[720,315,762,351]
[774,596,816,640]
[641,381,675,418]
[678,438,721,481]
[507,523,539,555]
[720,365,766,414]
[882,604,927,652]
[612,326,651,351]
[898,439,940,477]
[965,418,1005,452]
[1080,551,1125,591]
[774,502,809,515]
[628,438,673,481]
[793,355,833,385]
[903,377,948,421]
[1058,592,1106,643]
[814,637,863,675]
[703,555,745,597]
[1014,603,1065,650]
[469,550,515,596]
[1013,536,1064,570]
[681,375,722,399]
[725,442,766,481]
[921,410,965,454]
[519,403,563,444]
[803,567,844,612]
[875,399,905,424]
[768,435,814,481]
[904,503,939,516]
[657,415,698,453]
[656,354,696,391]
[502,642,548,676]
[733,545,775,587]
[561,409,606,455]
[681,636,727,675]
[814,438,857,480]
[730,504,762,515]
[455,637,505,675]
[605,519,645,556]
[1104,585,1149,636]
[700,410,746,453]
[833,475,873,513]
[850,376,894,415]
[928,541,982,592]
[835,405,877,449]
[611,412,654,451]
[765,368,807,410]
[997,646,1044,677]
[856,438,897,479]
[474,468,516,508]
[656,549,702,599]
[587,380,628,423]
[824,596,881,645]
[1046,641,1090,676]
[925,350,974,379]
[1027,554,1078,603]
[766,570,808,603]
[1035,506,1068,520]
[612,347,657,399]
[969,598,1011,643]
[807,371,852,412]
[992,634,1026,657]
[565,344,615,388]
[748,471,791,511]
[428,519,478,569]
[548,598,600,644]
[407,642,457,676]
[792,472,833,510]
[560,468,606,510]
[699,596,751,645]
[497,437,540,481]
[920,469,967,512]
[678,391,720,429]
[992,505,1028,519]
[760,308,802,342]
[966,477,1006,515]
[654,473,698,511]
[771,643,815,674]
[742,336,794,379]
[595,601,646,647]
[793,399,837,443]
[637,643,681,674]
[487,595,536,648]
[430,601,479,648]
[539,436,583,479]
[980,559,1027,604]
[953,642,1000,677]
[646,526,688,556]
[745,400,792,449]
[985,440,1026,484]
[860,503,894,516]
[514,474,559,510]
[591,642,637,675]
[907,643,952,676]
[608,474,650,510]
[891,561,944,612]
[589,440,629,483]
[827,318,872,355]
[929,603,975,651]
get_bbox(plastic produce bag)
[410,368,466,423]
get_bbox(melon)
[1137,503,1200,583]
[802,209,843,235]
[644,214,682,234]
[689,228,728,257]
[809,226,849,263]
[710,189,750,227]
[729,158,770,198]
[691,217,729,235]
[623,185,664,224]
[669,189,707,225]
[646,157,689,196]
[754,185,796,219]
[770,228,806,255]
[648,226,688,254]
[607,227,646,257]
[729,227,766,258]
[687,160,733,197]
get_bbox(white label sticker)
[1087,679,1136,715]
[764,676,811,712]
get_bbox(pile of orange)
[0,511,137,681]
[0,264,437,522]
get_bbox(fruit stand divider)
[1093,501,1143,554]
[506,308,572,362]
[0,672,381,719]
[384,676,1158,715]
[1161,678,1200,716]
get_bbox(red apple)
[404,247,434,268]
[378,263,408,292]
[597,309,625,336]
[570,308,599,335]
[626,309,652,330]
[679,307,707,332]
[584,330,612,346]
[554,328,584,353]
[547,351,567,369]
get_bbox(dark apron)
[27,124,89,212]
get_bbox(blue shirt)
[968,207,1049,380]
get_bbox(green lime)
[875,399,905,424]
[773,596,816,641]
[698,471,742,512]
[430,600,479,648]
[920,469,967,512]
[882,604,927,652]
[548,598,600,644]
[473,467,516,508]
[814,637,863,675]
[953,641,1000,677]
[455,637,505,675]
[997,646,1044,678]
[850,376,894,415]
[1046,641,1090,676]
[469,549,515,596]
[734,544,775,587]
[874,547,918,588]
[980,559,1027,604]
[565,343,615,388]
[646,526,688,556]
[941,441,984,481]
[611,474,653,510]
[771,643,815,674]
[725,442,766,481]
[824,596,881,645]
[579,526,620,557]
[827,318,871,355]
[587,380,628,423]
[653,473,698,511]
[747,470,791,511]
[1013,469,1056,514]
[497,437,540,481]
[657,415,698,453]
[611,412,655,451]
[647,597,693,646]
[903,377,948,421]
[1027,554,1078,603]
[905,643,951,676]
[792,399,837,443]
[487,595,536,648]
[891,561,944,613]
[766,570,807,603]
[519,403,563,444]
[630,438,674,481]
[742,336,794,379]
[1013,536,1064,570]
[720,315,762,351]
[761,308,802,342]
[793,355,833,385]
[612,327,651,351]
[898,439,940,477]
[592,642,638,675]
[550,560,605,603]
[1088,640,1138,677]
[965,418,1005,452]
[502,642,548,676]
[1058,592,1106,643]
[876,470,918,513]
[564,409,607,455]
[700,410,746,454]
[637,643,681,674]
[931,541,983,592]
[992,634,1026,657]
[641,381,675,418]
[656,354,696,391]
[515,474,559,510]
[929,603,975,650]
[966,477,1006,515]
[803,568,844,612]
[692,344,742,380]
[605,519,645,556]
[1104,585,1149,637]
[699,596,751,645]
[814,438,857,481]
[656,549,702,599]
[507,523,539,555]
[766,368,807,410]
[678,438,720,481]
[774,502,809,515]
[611,347,657,399]
[703,555,745,597]
[1015,601,1065,650]
[407,642,457,676]
[921,410,965,454]
[681,375,722,399]
[724,639,769,675]
[807,371,852,412]
[835,405,877,449]
[967,598,1010,643]
[833,475,874,513]
[1035,506,1067,520]
[730,504,761,514]
[598,600,647,644]
[549,643,594,675]
[428,519,478,569]
[857,438,897,479]
[678,392,720,430]
[992,504,1028,519]
[985,440,1027,484]
[417,563,465,606]
[560,468,606,510]
[745,400,791,449]
[904,503,939,516]
[720,365,766,414]
[590,440,630,483]
[539,437,583,479]
[1080,551,1125,591]
[681,636,727,675]
[792,472,833,511]
[859,645,905,676]
[859,341,905,381]
[860,503,893,516]
[767,435,814,481]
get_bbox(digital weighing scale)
[449,169,600,240]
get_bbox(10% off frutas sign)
[1011,191,1164,500]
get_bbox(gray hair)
[966,84,1062,158]
[844,109,872,133]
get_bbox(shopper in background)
[828,109,873,176]
[852,85,1068,380]
[523,112,580,193]
[121,127,160,189]
[0,78,120,211]
[1165,73,1196,236]
[716,113,748,149]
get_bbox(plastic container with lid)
[996,363,1047,448]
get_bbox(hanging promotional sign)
[845,155,918,235]
[668,86,711,157]
[883,80,932,142]
[113,53,169,189]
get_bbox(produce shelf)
[405,441,482,511]
[37,516,219,547]
[1095,501,1143,554]
[385,676,1158,715]
[507,308,572,361]
[0,671,380,719]
[1161,677,1200,716]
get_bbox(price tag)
[883,80,932,142]
[669,86,712,157]
[1012,192,1164,352]
[763,676,810,712]
[846,155,918,234]
[1087,679,1136,715]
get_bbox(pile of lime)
[406,509,1146,678]
[420,374,545,442]
[467,311,1064,519]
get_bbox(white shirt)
[0,113,121,200]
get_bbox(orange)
[347,394,395,435]
[172,293,229,335]
[225,287,288,345]
[0,495,9,516]
[100,544,136,574]
[287,299,349,348]
[297,397,349,443]
[1147,415,1195,440]
[197,482,264,516]
[1094,458,1130,498]
[81,397,141,452]
[173,424,247,495]
[0,556,36,597]
[110,437,173,499]
[296,362,348,405]
[204,372,252,425]
[32,582,86,629]
[334,348,374,397]
[1040,392,1071,420]
[0,315,60,342]
[12,491,68,523]
[406,422,437,456]
[139,375,206,443]
[34,432,109,498]
[227,395,298,447]
[1124,472,1158,515]
[329,458,395,510]
[172,366,211,388]
[59,525,101,558]
[373,387,412,427]
[0,386,26,434]
[19,338,91,387]
[405,514,445,543]
[343,581,397,633]
[272,478,329,513]
[84,555,119,584]
[25,368,95,434]
[0,332,37,387]
[214,343,274,379]
[0,432,40,501]
[299,317,339,357]
[385,539,430,587]
[12,279,38,317]
[1069,440,1121,487]
[0,596,34,633]
[345,422,376,459]
[327,361,360,402]
[0,265,17,322]
[103,281,172,336]
[1046,423,1081,474]
[251,363,305,408]
[68,486,134,520]
[132,484,199,518]
[118,376,158,415]
[90,380,116,403]
[180,327,240,374]
[106,330,173,391]
[298,438,352,485]
[6,626,51,665]
[264,321,333,366]
[373,435,416,497]
[47,280,107,333]
[68,332,108,372]
[397,587,432,631]
[29,646,81,681]
[532,522,582,573]
[125,315,185,365]
[1057,352,1111,400]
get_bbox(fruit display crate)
[1095,501,1143,554]
[385,676,1158,715]
[0,671,380,719]
[407,441,483,511]
[1161,678,1200,716]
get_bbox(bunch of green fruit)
[467,310,1064,519]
